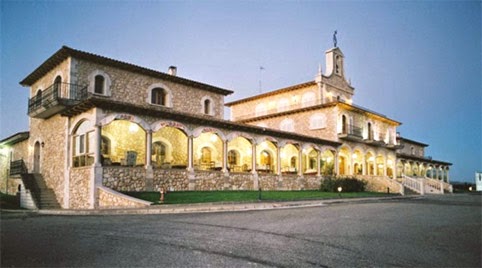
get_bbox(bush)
[320,176,367,192]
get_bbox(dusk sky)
[1,1,480,183]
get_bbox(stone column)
[145,130,152,169]
[94,125,102,167]
[276,145,281,175]
[187,135,195,190]
[145,130,153,191]
[187,135,194,172]
[251,142,257,174]
[222,139,228,173]
[298,146,303,176]
[446,167,450,183]
[251,142,258,189]
[362,154,366,176]
[334,150,339,176]
[316,150,321,177]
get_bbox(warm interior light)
[210,134,218,142]
[352,153,357,159]
[129,124,139,133]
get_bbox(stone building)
[0,44,452,209]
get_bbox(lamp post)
[337,186,342,198]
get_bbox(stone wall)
[194,171,225,191]
[98,186,151,208]
[103,167,146,192]
[0,140,29,194]
[70,167,91,209]
[29,114,68,206]
[74,59,225,119]
[226,173,253,190]
[153,168,189,191]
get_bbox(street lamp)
[337,186,342,198]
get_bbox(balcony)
[338,124,363,141]
[28,82,88,119]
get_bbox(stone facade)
[73,59,225,119]
[103,167,146,192]
[153,169,189,191]
[69,167,91,209]
[3,44,453,210]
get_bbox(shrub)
[320,176,367,192]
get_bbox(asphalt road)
[1,194,481,267]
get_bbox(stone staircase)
[400,175,450,195]
[21,173,61,209]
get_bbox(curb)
[2,195,420,216]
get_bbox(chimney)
[168,66,177,76]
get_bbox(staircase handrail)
[402,175,423,194]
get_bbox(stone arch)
[151,120,190,136]
[99,113,151,132]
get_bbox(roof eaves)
[225,81,317,106]
[0,131,30,146]
[20,46,234,96]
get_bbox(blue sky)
[1,1,480,182]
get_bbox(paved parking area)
[1,194,481,267]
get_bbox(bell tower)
[325,47,345,78]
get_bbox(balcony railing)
[9,159,27,176]
[28,82,88,118]
[339,124,363,139]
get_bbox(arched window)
[228,150,239,166]
[280,118,294,132]
[260,150,271,169]
[255,104,267,117]
[101,136,110,155]
[367,122,373,140]
[88,70,111,96]
[94,75,105,94]
[53,76,62,98]
[153,141,167,165]
[201,147,212,163]
[411,146,415,155]
[290,156,297,169]
[309,114,326,129]
[341,115,347,134]
[277,98,289,112]
[301,92,316,108]
[34,89,42,108]
[72,120,94,167]
[151,87,167,106]
[204,99,211,114]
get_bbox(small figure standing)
[159,187,165,203]
[333,30,338,47]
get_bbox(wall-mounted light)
[41,142,45,148]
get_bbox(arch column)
[187,135,194,172]
[316,150,321,176]
[145,130,152,169]
[298,146,303,176]
[222,139,228,173]
[445,167,450,183]
[251,142,257,175]
[276,145,281,175]
[94,125,102,167]
[361,154,366,175]
[334,150,339,176]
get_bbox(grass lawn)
[0,192,20,209]
[123,190,395,205]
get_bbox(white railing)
[424,178,443,194]
[402,175,424,195]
